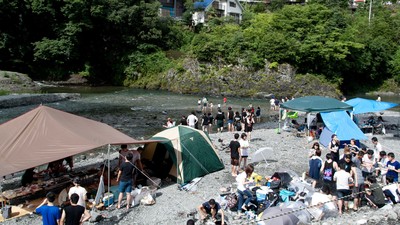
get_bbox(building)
[193,0,244,25]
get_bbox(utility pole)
[368,0,372,25]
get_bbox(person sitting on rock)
[198,198,225,224]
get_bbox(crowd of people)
[308,135,400,216]
[204,132,400,224]
[162,97,261,139]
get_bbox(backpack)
[236,122,242,131]
[225,193,238,209]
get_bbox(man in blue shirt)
[198,198,225,224]
[386,152,400,182]
[35,192,61,225]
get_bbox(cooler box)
[109,185,120,200]
[256,189,268,202]
[102,192,114,207]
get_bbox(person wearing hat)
[68,177,87,208]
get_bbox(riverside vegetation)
[1,1,400,96]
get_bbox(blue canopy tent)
[319,111,367,147]
[345,98,398,114]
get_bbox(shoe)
[241,204,247,211]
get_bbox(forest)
[1,0,400,94]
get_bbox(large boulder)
[0,71,40,93]
[158,58,340,98]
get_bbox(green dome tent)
[143,125,224,184]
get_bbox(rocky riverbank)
[1,112,400,225]
[0,93,81,109]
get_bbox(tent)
[345,97,398,114]
[142,125,224,184]
[320,111,367,141]
[0,105,152,178]
[280,96,353,113]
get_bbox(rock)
[386,210,397,220]
[0,93,80,108]
[368,215,382,224]
[356,219,368,225]
[392,205,400,218]
[0,71,40,93]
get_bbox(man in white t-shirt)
[187,111,198,128]
[68,177,87,208]
[382,176,400,204]
[334,163,353,215]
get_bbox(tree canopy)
[0,1,400,94]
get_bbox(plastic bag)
[140,194,155,205]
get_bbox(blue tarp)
[345,97,398,114]
[319,127,333,147]
[194,0,213,9]
[320,111,367,141]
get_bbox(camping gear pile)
[219,170,339,224]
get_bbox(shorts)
[241,155,248,158]
[227,119,233,124]
[353,183,365,198]
[118,180,133,193]
[231,158,239,166]
[245,126,253,132]
[217,120,224,128]
[336,189,352,201]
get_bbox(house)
[159,0,184,18]
[193,0,244,25]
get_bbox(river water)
[0,87,272,139]
[1,87,399,139]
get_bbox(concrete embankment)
[0,93,80,108]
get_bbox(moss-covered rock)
[132,57,341,98]
[0,71,40,94]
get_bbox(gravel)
[2,111,400,225]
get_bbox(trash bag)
[224,193,238,209]
[271,172,292,189]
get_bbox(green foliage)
[0,90,9,96]
[124,51,174,86]
[390,48,400,83]
[1,1,400,94]
[379,78,400,92]
[191,23,244,64]
[268,62,279,69]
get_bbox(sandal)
[212,218,217,223]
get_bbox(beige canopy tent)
[0,105,153,178]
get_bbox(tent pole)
[107,144,110,193]
[277,108,281,134]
